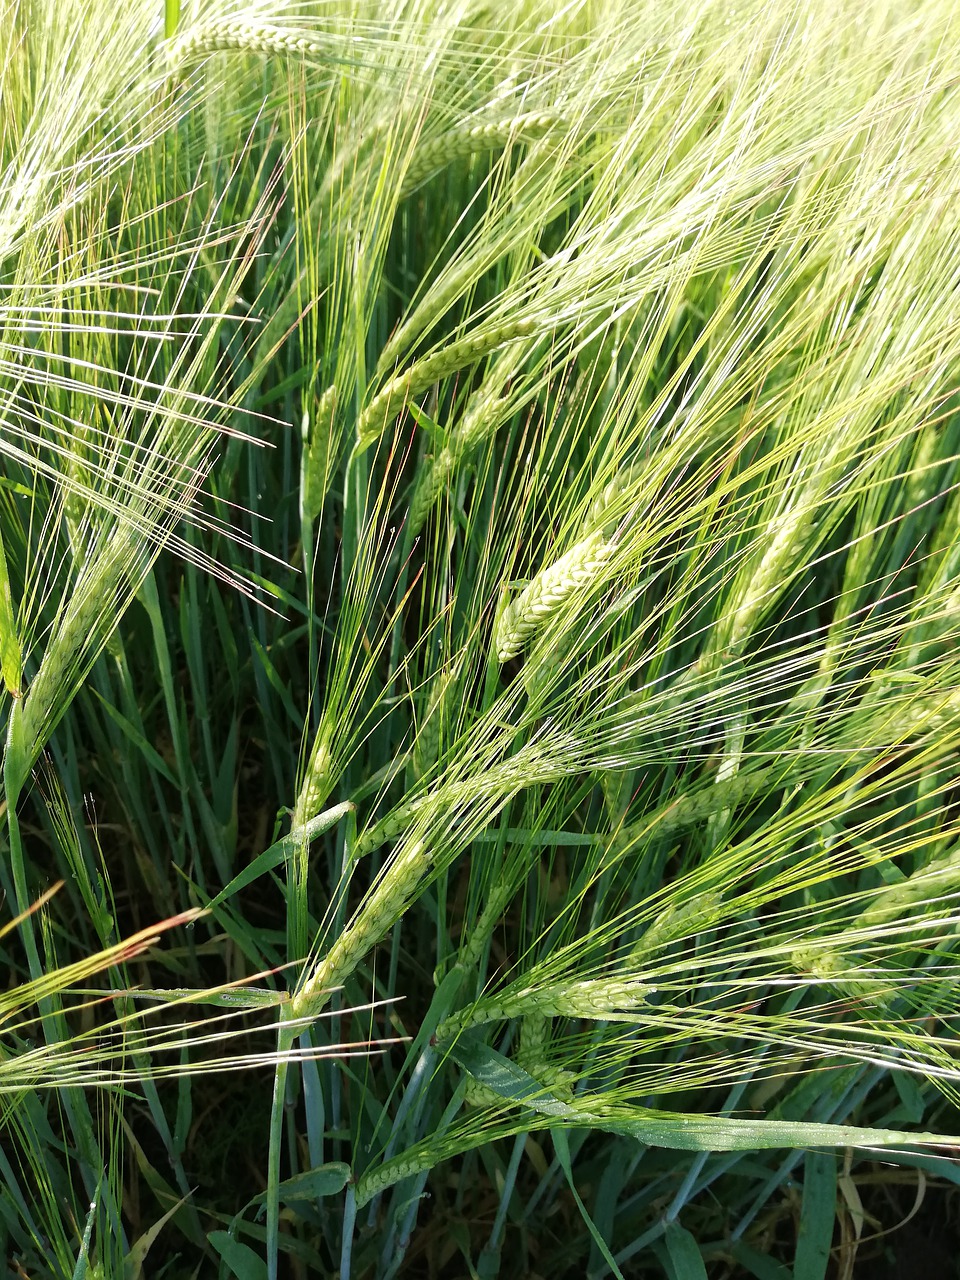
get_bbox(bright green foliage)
[3,0,960,1277]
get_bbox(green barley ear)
[789,943,887,1007]
[353,794,428,860]
[515,1012,575,1097]
[13,509,165,797]
[406,380,513,539]
[435,974,654,1043]
[517,1014,576,1100]
[166,18,335,73]
[301,384,338,521]
[629,892,724,964]
[293,721,335,834]
[856,843,960,930]
[290,835,434,1022]
[518,1011,550,1065]
[399,110,564,196]
[3,697,29,807]
[356,317,536,452]
[520,460,647,702]
[461,1076,502,1108]
[494,529,616,664]
[600,767,630,824]
[584,462,647,535]
[407,444,456,540]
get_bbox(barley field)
[3,1,960,1276]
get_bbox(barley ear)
[3,698,29,804]
[301,385,337,520]
[629,892,724,964]
[15,518,143,788]
[585,462,646,534]
[399,111,563,196]
[856,843,960,930]
[292,729,334,834]
[517,1011,575,1098]
[356,317,536,451]
[461,1075,502,1108]
[289,837,433,1021]
[789,944,888,1007]
[494,529,615,663]
[407,446,454,541]
[353,795,428,859]
[406,388,512,538]
[168,19,332,72]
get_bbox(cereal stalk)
[0,525,22,700]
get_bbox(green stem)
[266,1020,297,1280]
[3,701,40,979]
[164,0,181,41]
